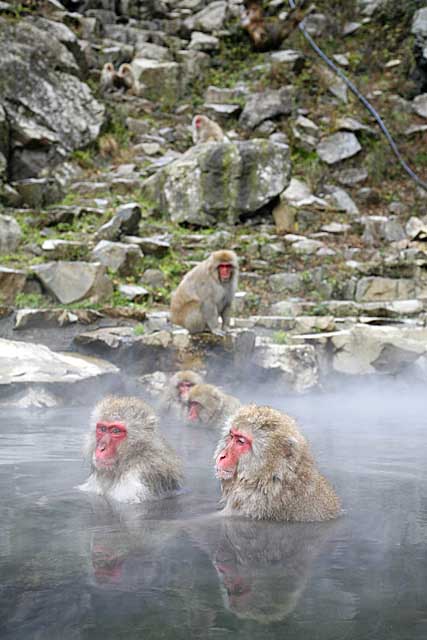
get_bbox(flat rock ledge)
[0,338,120,407]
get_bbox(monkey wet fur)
[215,405,341,522]
[79,396,183,503]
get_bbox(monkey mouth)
[95,458,117,470]
[215,467,235,480]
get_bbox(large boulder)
[0,266,26,304]
[331,325,427,375]
[0,338,119,407]
[0,18,105,180]
[253,340,319,393]
[142,140,292,225]
[412,8,427,92]
[31,261,113,304]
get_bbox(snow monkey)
[170,250,239,335]
[160,370,204,417]
[100,62,116,94]
[192,115,227,144]
[186,384,241,429]
[79,396,183,503]
[241,0,312,52]
[214,405,341,521]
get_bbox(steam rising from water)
[0,381,426,639]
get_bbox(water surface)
[0,388,426,640]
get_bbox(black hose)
[288,0,427,192]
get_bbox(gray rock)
[292,238,325,254]
[412,94,427,118]
[124,235,170,256]
[31,261,113,304]
[282,178,327,208]
[118,283,149,302]
[355,277,416,302]
[13,178,64,208]
[0,266,26,303]
[383,219,406,243]
[142,139,291,225]
[325,185,359,214]
[0,215,22,254]
[134,43,172,61]
[317,132,362,164]
[336,167,368,186]
[270,49,305,72]
[0,20,104,180]
[332,324,426,375]
[318,66,348,103]
[254,340,319,393]
[140,269,166,288]
[406,216,427,241]
[0,338,119,402]
[303,13,328,37]
[188,31,219,51]
[91,240,143,276]
[269,272,303,293]
[131,59,182,102]
[239,88,292,129]
[204,85,248,104]
[95,202,141,241]
[412,7,427,38]
[184,1,229,32]
[14,308,101,330]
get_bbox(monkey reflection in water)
[78,396,183,503]
[215,405,341,522]
[170,250,239,336]
[211,518,335,623]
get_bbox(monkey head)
[193,115,205,131]
[170,370,203,404]
[215,405,305,481]
[187,384,225,425]
[86,396,159,474]
[208,249,238,284]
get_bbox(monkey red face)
[195,116,202,128]
[178,380,193,401]
[188,401,201,422]
[218,263,233,281]
[215,429,252,479]
[95,421,127,468]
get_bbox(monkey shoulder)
[108,468,154,503]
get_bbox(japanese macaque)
[117,63,142,95]
[192,115,227,144]
[186,384,241,429]
[170,250,239,335]
[79,395,183,503]
[100,62,142,96]
[214,405,341,521]
[100,62,116,94]
[241,0,313,52]
[160,370,204,417]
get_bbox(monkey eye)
[236,436,247,445]
[111,427,122,434]
[97,424,108,433]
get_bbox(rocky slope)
[1,0,427,404]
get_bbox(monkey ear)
[283,435,298,457]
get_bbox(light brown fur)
[241,0,312,52]
[170,250,239,335]
[99,62,116,94]
[160,370,204,417]
[79,395,183,503]
[214,404,341,522]
[192,115,226,144]
[187,383,241,429]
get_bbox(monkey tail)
[288,0,427,192]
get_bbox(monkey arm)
[221,304,232,331]
[201,300,224,335]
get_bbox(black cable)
[288,0,427,192]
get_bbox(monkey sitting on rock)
[214,404,341,521]
[192,115,227,144]
[170,250,239,336]
[79,396,183,503]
